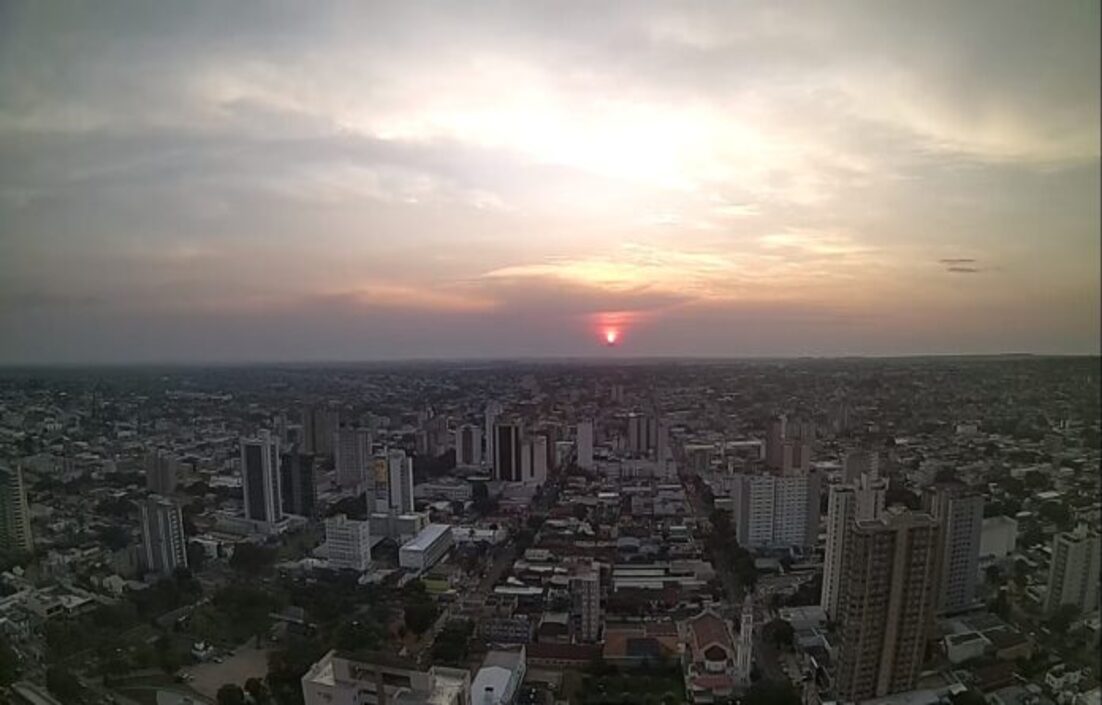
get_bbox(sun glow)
[604,329,620,346]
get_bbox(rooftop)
[402,524,452,552]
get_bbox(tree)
[229,543,277,574]
[0,635,20,686]
[1038,502,1072,530]
[985,565,1003,585]
[245,677,272,704]
[950,690,988,705]
[46,666,83,702]
[1023,472,1049,491]
[743,679,801,705]
[763,619,795,651]
[404,601,438,635]
[217,683,246,705]
[1021,523,1045,548]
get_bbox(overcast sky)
[1,1,1098,363]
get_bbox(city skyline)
[1,2,1099,362]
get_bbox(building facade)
[139,496,188,577]
[455,423,482,468]
[1045,525,1101,615]
[730,469,821,550]
[145,450,178,495]
[335,426,372,490]
[494,421,523,483]
[0,465,33,554]
[821,469,887,618]
[240,430,283,526]
[280,449,317,518]
[923,482,984,614]
[325,514,372,572]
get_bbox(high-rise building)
[387,449,414,514]
[842,450,879,483]
[280,448,317,518]
[571,561,601,642]
[765,415,815,474]
[1045,524,1100,615]
[324,514,372,572]
[335,427,373,490]
[520,435,548,486]
[240,431,283,526]
[455,424,482,468]
[302,404,339,456]
[730,469,821,550]
[626,412,658,456]
[576,420,594,470]
[484,401,503,471]
[835,509,941,701]
[822,469,887,618]
[0,465,33,554]
[139,495,188,577]
[923,483,984,614]
[494,420,523,483]
[145,450,178,495]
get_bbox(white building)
[729,469,821,551]
[335,427,372,490]
[576,421,594,470]
[400,524,454,572]
[1045,524,1101,614]
[455,424,483,469]
[571,561,601,642]
[980,515,1019,560]
[301,650,470,705]
[471,647,526,705]
[387,449,415,514]
[240,431,283,527]
[139,495,188,577]
[822,469,887,618]
[324,514,372,572]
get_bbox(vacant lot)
[187,643,271,700]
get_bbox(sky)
[1,1,1099,363]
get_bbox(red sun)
[604,329,620,346]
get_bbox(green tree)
[245,677,272,704]
[1049,604,1079,635]
[404,601,438,635]
[46,666,83,702]
[229,543,278,574]
[217,683,246,705]
[763,619,796,650]
[743,679,801,705]
[950,690,988,705]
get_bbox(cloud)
[939,258,976,264]
[946,266,982,274]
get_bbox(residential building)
[822,469,887,618]
[325,514,372,572]
[729,469,821,550]
[399,524,454,572]
[521,435,548,486]
[455,423,482,468]
[387,449,415,514]
[764,415,814,474]
[0,464,33,553]
[139,495,188,577]
[1045,524,1100,614]
[280,448,317,518]
[576,420,594,470]
[834,508,941,701]
[302,403,338,456]
[980,516,1018,560]
[145,450,178,495]
[471,646,526,705]
[240,430,283,526]
[627,412,658,457]
[484,401,503,470]
[335,426,372,490]
[924,483,984,613]
[571,561,601,642]
[494,420,523,483]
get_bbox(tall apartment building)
[842,450,879,483]
[923,483,984,614]
[324,514,372,572]
[484,401,503,471]
[571,561,601,642]
[520,435,548,486]
[139,496,188,577]
[627,412,658,457]
[145,450,178,495]
[280,448,317,518]
[387,449,415,514]
[494,421,524,483]
[335,426,373,490]
[240,430,283,526]
[0,465,33,554]
[822,469,887,618]
[576,420,594,470]
[302,404,339,456]
[730,469,822,550]
[455,423,482,468]
[764,415,814,474]
[835,509,941,701]
[1045,524,1101,615]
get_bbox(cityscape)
[0,357,1097,705]
[1,2,1100,705]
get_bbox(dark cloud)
[939,258,976,264]
[946,267,981,274]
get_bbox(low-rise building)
[400,524,454,572]
[301,650,470,705]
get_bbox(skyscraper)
[822,468,887,619]
[1045,524,1101,615]
[0,465,33,554]
[455,423,482,468]
[520,435,548,486]
[764,415,814,474]
[324,514,372,572]
[335,426,373,490]
[923,483,984,614]
[145,450,178,495]
[576,420,594,470]
[240,430,283,526]
[571,561,601,642]
[280,448,317,518]
[484,401,503,471]
[835,509,941,701]
[494,420,523,483]
[302,403,339,456]
[626,412,657,456]
[139,495,188,577]
[387,449,414,514]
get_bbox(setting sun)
[604,329,619,346]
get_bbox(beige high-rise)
[835,508,941,701]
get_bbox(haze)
[1,1,1099,363]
